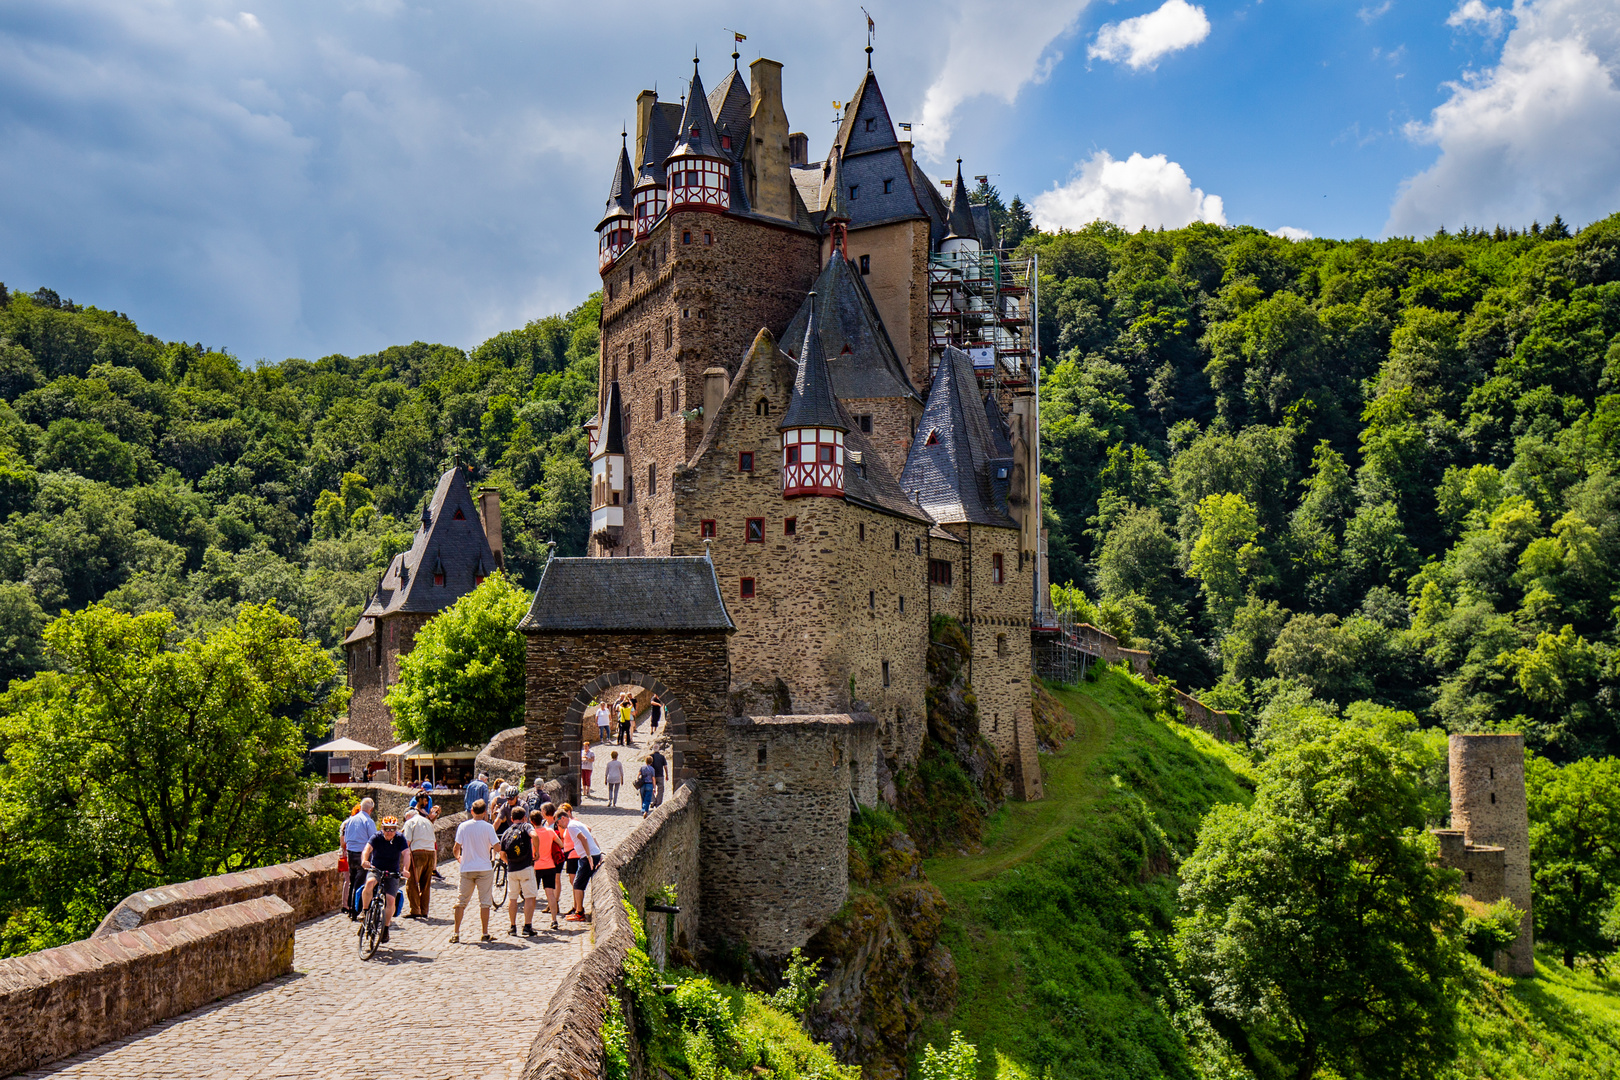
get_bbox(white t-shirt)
[455,818,500,872]
[566,819,603,858]
[403,813,436,851]
[596,705,611,727]
[582,748,595,769]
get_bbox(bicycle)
[492,858,509,908]
[356,870,403,960]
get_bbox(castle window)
[858,414,872,433]
[643,331,652,364]
[683,231,692,244]
[648,462,656,496]
[925,429,939,445]
[721,134,732,150]
[899,596,905,613]
[1489,767,1495,779]
[700,519,716,538]
[1467,871,1474,882]
[849,184,859,200]
[629,267,635,288]
[883,178,893,193]
[755,398,772,417]
[671,378,680,410]
[786,445,799,464]
[893,531,900,551]
[914,537,922,555]
[607,280,615,301]
[623,403,631,431]
[746,518,764,542]
[882,660,891,687]
[997,467,1009,479]
[1491,792,1496,804]
[682,308,690,319]
[868,590,875,610]
[664,316,673,349]
[758,742,767,764]
[865,118,874,132]
[655,389,664,421]
[859,523,866,541]
[740,577,756,598]
[997,633,1008,658]
[704,232,713,245]
[859,254,870,275]
[626,342,635,374]
[993,553,1004,585]
[739,451,755,472]
[784,517,796,536]
[929,559,952,586]
[453,507,465,520]
[434,571,445,586]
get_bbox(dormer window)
[865,118,874,132]
[721,135,732,150]
[453,507,465,520]
[926,429,939,445]
[883,178,894,193]
[849,185,859,200]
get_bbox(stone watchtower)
[1435,733,1534,977]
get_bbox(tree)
[386,572,529,751]
[1525,753,1620,967]
[0,602,346,946]
[1175,720,1466,1080]
[1004,196,1034,248]
[1188,492,1265,626]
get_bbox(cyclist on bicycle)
[360,816,410,944]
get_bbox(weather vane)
[862,8,875,68]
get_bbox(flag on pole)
[866,11,875,32]
[898,123,912,132]
[734,31,746,42]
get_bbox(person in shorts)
[359,816,409,944]
[532,802,565,930]
[556,804,603,922]
[500,806,541,937]
[451,799,500,944]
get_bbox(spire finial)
[863,7,875,68]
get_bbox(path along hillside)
[915,669,1620,1080]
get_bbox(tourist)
[648,693,663,735]
[618,697,635,745]
[358,817,409,944]
[580,742,595,799]
[595,699,612,744]
[648,746,668,808]
[464,771,491,814]
[500,806,540,937]
[533,802,565,930]
[555,802,578,914]
[340,798,377,920]
[409,786,433,815]
[494,787,516,834]
[403,801,437,919]
[637,758,657,817]
[604,751,623,806]
[556,804,603,921]
[450,799,500,944]
[524,776,547,813]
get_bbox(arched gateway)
[518,553,735,802]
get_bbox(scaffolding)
[927,248,1037,398]
[1032,608,1092,686]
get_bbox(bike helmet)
[379,816,400,828]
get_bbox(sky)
[1,0,1617,364]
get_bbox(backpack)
[503,826,532,865]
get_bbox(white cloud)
[1387,0,1620,235]
[1088,0,1211,71]
[916,0,1094,158]
[1031,150,1226,231]
[238,12,262,33]
[1359,1,1394,24]
[1448,0,1509,36]
[1272,226,1314,240]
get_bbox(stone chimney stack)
[788,131,809,167]
[478,488,504,569]
[634,89,658,172]
[747,59,793,222]
[703,367,729,433]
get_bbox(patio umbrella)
[310,737,379,754]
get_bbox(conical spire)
[667,55,725,162]
[946,157,976,241]
[779,293,847,433]
[822,147,850,224]
[596,132,636,230]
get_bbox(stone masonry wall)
[1449,733,1535,976]
[704,715,877,955]
[95,852,340,935]
[0,895,294,1076]
[344,611,431,778]
[476,725,527,788]
[829,218,933,391]
[840,395,922,488]
[1434,829,1507,904]
[613,781,702,970]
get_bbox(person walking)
[499,806,541,937]
[464,772,491,814]
[604,752,624,806]
[648,746,669,808]
[637,759,657,817]
[532,802,565,930]
[580,742,595,799]
[556,804,602,922]
[648,694,663,736]
[358,817,409,944]
[595,700,611,744]
[450,799,500,944]
[402,803,437,919]
[340,798,377,919]
[618,697,635,745]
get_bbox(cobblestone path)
[22,732,662,1080]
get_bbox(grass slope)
[918,669,1251,1079]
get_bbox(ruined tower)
[1439,733,1534,977]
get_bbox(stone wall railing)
[521,781,701,1080]
[330,782,461,824]
[95,852,340,936]
[476,726,527,788]
[1071,623,1237,743]
[0,895,295,1076]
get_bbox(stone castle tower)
[1434,733,1535,977]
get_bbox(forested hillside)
[0,284,602,686]
[1023,214,1620,762]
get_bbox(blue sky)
[1,0,1616,363]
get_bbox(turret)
[665,56,731,213]
[597,132,636,270]
[940,158,980,256]
[779,293,847,498]
[633,97,672,239]
[590,382,627,542]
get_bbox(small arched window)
[655,389,664,421]
[755,398,772,417]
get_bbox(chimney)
[703,367,729,432]
[788,132,809,167]
[478,488,504,569]
[635,89,658,172]
[747,59,793,222]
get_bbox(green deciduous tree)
[1526,753,1620,967]
[1188,492,1265,626]
[386,572,529,751]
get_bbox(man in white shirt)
[556,804,603,922]
[450,799,501,943]
[402,807,437,919]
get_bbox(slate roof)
[779,293,847,432]
[910,160,952,248]
[842,422,933,524]
[635,101,682,189]
[971,203,997,248]
[599,381,625,456]
[344,616,375,645]
[945,159,976,241]
[666,60,726,163]
[983,392,1015,457]
[899,346,1018,528]
[822,148,849,222]
[780,250,919,402]
[829,70,930,232]
[518,556,735,633]
[360,467,498,618]
[596,136,636,231]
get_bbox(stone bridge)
[1,734,695,1080]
